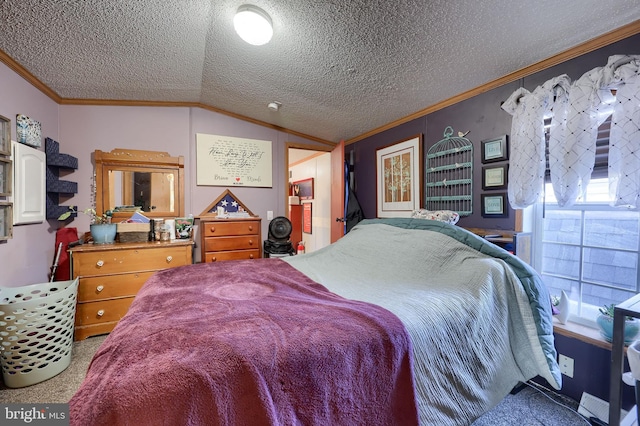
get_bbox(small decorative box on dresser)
[69,240,193,340]
[200,217,262,262]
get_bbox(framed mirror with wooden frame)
[95,148,185,221]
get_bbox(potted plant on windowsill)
[59,207,116,244]
[597,303,640,345]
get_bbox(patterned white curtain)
[545,75,571,206]
[501,77,566,209]
[501,87,539,209]
[607,55,640,208]
[550,67,613,207]
[502,55,640,209]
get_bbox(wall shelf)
[45,137,78,220]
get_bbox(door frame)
[284,143,333,218]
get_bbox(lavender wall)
[0,65,326,286]
[58,105,192,236]
[189,107,322,249]
[0,62,59,286]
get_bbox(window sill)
[553,317,612,351]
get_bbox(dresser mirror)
[95,148,185,220]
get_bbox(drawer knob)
[211,257,217,262]
[96,285,104,293]
[249,226,253,231]
[249,254,254,259]
[166,255,173,263]
[96,260,104,267]
[210,226,216,233]
[248,239,253,245]
[97,309,105,317]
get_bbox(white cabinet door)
[12,141,45,224]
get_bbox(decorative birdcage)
[425,126,473,216]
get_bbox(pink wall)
[0,63,328,286]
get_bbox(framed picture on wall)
[0,157,11,196]
[293,178,314,200]
[481,135,508,163]
[0,202,13,241]
[376,134,422,218]
[0,115,10,156]
[482,164,508,190]
[481,193,508,218]
[303,202,312,234]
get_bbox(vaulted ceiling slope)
[0,1,639,144]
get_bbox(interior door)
[330,140,345,243]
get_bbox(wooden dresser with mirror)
[69,148,193,340]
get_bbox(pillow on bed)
[411,209,460,224]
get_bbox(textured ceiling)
[0,1,639,143]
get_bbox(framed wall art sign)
[481,135,508,163]
[376,134,422,218]
[481,193,508,218]
[196,133,272,187]
[482,164,508,190]
[303,202,312,234]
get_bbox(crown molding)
[0,49,333,147]
[345,19,640,145]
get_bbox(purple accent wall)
[348,82,518,230]
[346,117,426,219]
[348,33,640,232]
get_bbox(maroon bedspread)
[70,259,418,426]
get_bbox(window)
[534,113,639,326]
[535,180,640,326]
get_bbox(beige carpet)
[0,335,107,403]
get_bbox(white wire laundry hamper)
[0,278,79,388]
[425,126,473,216]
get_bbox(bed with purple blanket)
[70,218,561,425]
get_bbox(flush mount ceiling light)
[234,5,273,46]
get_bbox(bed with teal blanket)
[285,218,561,425]
[71,218,560,426]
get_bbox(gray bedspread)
[285,218,561,425]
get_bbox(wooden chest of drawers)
[199,217,262,262]
[70,240,193,340]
